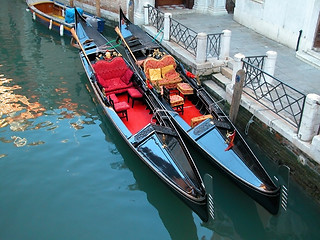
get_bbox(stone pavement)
[162,9,320,96]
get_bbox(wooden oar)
[70,28,95,74]
[114,26,138,63]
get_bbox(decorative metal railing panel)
[242,60,306,129]
[244,55,266,69]
[207,33,222,58]
[170,18,198,56]
[146,5,222,60]
[147,5,164,31]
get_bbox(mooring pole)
[128,0,134,23]
[96,0,101,17]
[229,69,245,124]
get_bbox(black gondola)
[118,8,289,215]
[73,8,212,222]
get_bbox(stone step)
[221,66,233,80]
[212,72,231,90]
[296,50,320,69]
[203,80,226,100]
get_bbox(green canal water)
[1,1,320,239]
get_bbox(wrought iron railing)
[244,55,266,69]
[207,33,222,58]
[146,5,222,59]
[242,59,306,129]
[147,5,164,31]
[170,18,198,56]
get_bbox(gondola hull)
[26,0,104,36]
[74,9,210,222]
[118,8,282,215]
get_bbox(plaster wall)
[59,0,153,25]
[234,0,320,51]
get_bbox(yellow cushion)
[149,68,162,81]
[161,64,174,78]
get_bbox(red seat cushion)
[127,88,143,98]
[93,58,134,95]
[109,94,119,103]
[120,68,134,85]
[114,102,130,112]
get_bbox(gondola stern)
[203,173,215,223]
[274,165,290,214]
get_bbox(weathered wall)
[234,0,320,51]
[59,0,129,21]
[60,0,153,25]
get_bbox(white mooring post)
[231,53,245,86]
[163,13,171,41]
[220,29,231,60]
[59,24,64,36]
[196,32,207,64]
[263,50,277,84]
[144,5,149,25]
[49,19,52,30]
[298,93,320,142]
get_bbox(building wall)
[59,0,129,21]
[234,0,320,51]
[59,0,153,24]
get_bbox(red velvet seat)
[163,87,184,114]
[109,93,119,103]
[127,88,143,107]
[93,57,134,95]
[109,94,130,121]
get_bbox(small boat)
[118,8,287,215]
[73,8,212,222]
[26,0,104,36]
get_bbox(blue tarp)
[65,7,83,24]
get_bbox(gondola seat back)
[93,57,134,95]
[143,55,182,88]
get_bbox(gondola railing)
[242,59,306,130]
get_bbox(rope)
[245,115,254,135]
[244,109,269,135]
[152,28,164,43]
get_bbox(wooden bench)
[191,114,213,128]
[177,82,193,98]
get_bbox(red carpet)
[115,93,202,134]
[117,93,154,134]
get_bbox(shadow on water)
[190,133,320,239]
[94,102,199,240]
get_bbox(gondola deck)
[118,8,288,215]
[73,8,211,222]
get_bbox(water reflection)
[0,67,97,149]
[0,69,45,132]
